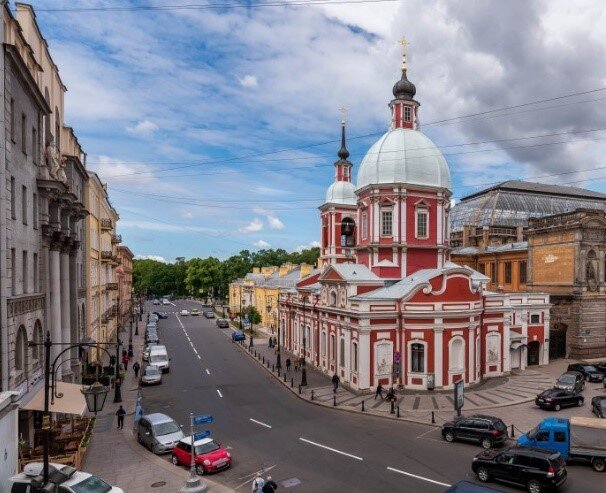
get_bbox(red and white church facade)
[279,56,551,391]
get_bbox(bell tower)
[390,37,420,130]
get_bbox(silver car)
[137,413,184,454]
[141,365,162,385]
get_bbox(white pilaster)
[434,326,443,388]
[468,323,475,383]
[61,251,71,379]
[503,316,511,373]
[50,246,62,378]
[358,331,371,390]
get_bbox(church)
[278,47,551,391]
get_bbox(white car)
[10,462,123,493]
[141,365,162,385]
[153,299,161,305]
[162,299,170,305]
[180,309,190,316]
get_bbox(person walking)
[122,352,129,371]
[252,473,265,493]
[133,361,141,378]
[116,405,126,430]
[386,386,396,403]
[332,373,340,394]
[285,358,291,372]
[262,476,278,493]
[374,383,385,400]
[268,338,273,349]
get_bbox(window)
[22,185,27,225]
[381,209,393,236]
[32,127,37,163]
[411,343,424,373]
[535,431,550,442]
[321,332,326,357]
[11,177,16,219]
[404,106,411,122]
[519,261,527,284]
[21,113,27,154]
[554,431,566,442]
[11,248,16,296]
[504,261,512,284]
[490,262,497,283]
[15,326,28,378]
[330,334,336,361]
[416,209,428,238]
[361,212,368,239]
[449,338,464,371]
[33,192,38,229]
[329,291,337,307]
[478,263,485,275]
[33,253,38,292]
[340,338,345,367]
[10,98,15,142]
[22,251,28,294]
[530,314,540,324]
[32,321,43,363]
[352,342,358,372]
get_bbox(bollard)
[262,356,265,364]
[311,390,314,400]
[390,400,395,414]
[397,405,400,418]
[272,364,275,372]
[284,373,287,382]
[333,395,337,406]
[431,411,435,424]
[291,378,294,388]
[298,384,302,394]
[511,424,515,438]
[361,400,365,412]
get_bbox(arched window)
[321,331,326,357]
[32,321,43,365]
[330,334,336,361]
[449,338,464,371]
[352,342,358,372]
[329,291,337,307]
[339,338,345,367]
[15,326,28,378]
[411,343,424,373]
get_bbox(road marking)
[386,467,451,487]
[249,418,272,429]
[197,355,202,360]
[193,347,198,355]
[205,368,210,375]
[234,465,277,489]
[217,389,223,398]
[298,437,363,461]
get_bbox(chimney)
[516,226,524,242]
[300,263,313,278]
[480,226,489,252]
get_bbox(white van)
[149,346,170,373]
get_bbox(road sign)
[394,352,401,363]
[454,379,464,416]
[193,414,213,425]
[193,430,211,441]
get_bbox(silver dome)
[325,181,357,205]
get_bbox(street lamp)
[81,381,110,414]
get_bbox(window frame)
[21,113,27,154]
[415,208,429,239]
[352,341,358,372]
[410,342,425,373]
[380,208,393,237]
[404,105,412,122]
[519,261,527,284]
[22,185,28,225]
[339,338,345,367]
[361,211,368,240]
[11,177,16,220]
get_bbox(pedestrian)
[122,352,129,371]
[273,337,277,348]
[374,383,384,400]
[285,358,291,372]
[386,386,396,403]
[262,476,278,493]
[268,338,273,349]
[133,361,140,378]
[332,373,340,394]
[116,405,126,429]
[252,473,265,493]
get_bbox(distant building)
[116,246,134,329]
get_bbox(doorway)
[527,341,541,366]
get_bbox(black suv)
[442,414,508,449]
[567,363,604,382]
[554,371,584,392]
[472,446,567,493]
[535,388,583,411]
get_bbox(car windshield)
[527,426,539,439]
[150,355,167,363]
[493,421,507,432]
[558,374,575,383]
[582,365,597,372]
[153,421,180,436]
[145,367,160,375]
[195,440,220,455]
[70,475,112,493]
[599,398,606,406]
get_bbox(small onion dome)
[325,181,357,206]
[392,69,416,101]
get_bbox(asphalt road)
[139,300,603,493]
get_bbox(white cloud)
[134,254,168,263]
[240,218,264,233]
[295,241,321,252]
[126,120,159,137]
[238,75,258,87]
[253,239,271,248]
[267,215,285,230]
[119,220,218,234]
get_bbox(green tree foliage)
[243,305,262,324]
[185,257,222,297]
[133,259,188,297]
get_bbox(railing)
[111,234,122,244]
[106,282,118,290]
[100,251,112,261]
[100,218,113,230]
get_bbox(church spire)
[390,36,420,129]
[337,119,350,160]
[334,113,352,183]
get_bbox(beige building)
[86,172,120,356]
[116,245,134,329]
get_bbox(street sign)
[394,352,401,363]
[193,430,211,441]
[193,414,213,425]
[454,379,464,416]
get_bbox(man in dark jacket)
[262,476,278,493]
[116,405,126,429]
[133,361,141,378]
[332,374,340,394]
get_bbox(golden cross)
[399,36,410,71]
[339,106,348,124]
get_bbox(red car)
[171,436,232,475]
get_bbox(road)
[140,300,602,493]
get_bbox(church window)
[329,291,337,306]
[504,262,512,284]
[361,212,368,239]
[340,338,345,367]
[381,209,393,236]
[449,338,464,371]
[352,342,358,372]
[404,106,412,122]
[519,261,527,284]
[330,334,336,361]
[530,314,540,324]
[416,209,428,238]
[411,343,424,373]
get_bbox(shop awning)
[22,382,87,416]
[510,341,527,351]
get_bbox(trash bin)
[427,373,435,390]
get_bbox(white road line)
[298,437,363,461]
[205,368,210,375]
[193,348,198,354]
[386,467,451,488]
[217,389,223,398]
[197,355,202,360]
[249,418,272,429]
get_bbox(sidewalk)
[82,313,234,493]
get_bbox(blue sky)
[30,0,606,262]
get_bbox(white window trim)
[404,105,412,122]
[361,212,368,240]
[339,337,346,368]
[352,341,358,373]
[448,336,466,372]
[407,339,427,374]
[415,207,429,239]
[380,208,393,237]
[529,313,541,325]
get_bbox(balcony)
[101,251,113,262]
[107,282,118,290]
[100,218,113,231]
[111,234,122,244]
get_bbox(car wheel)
[554,403,561,411]
[577,398,584,407]
[476,467,490,483]
[481,437,493,449]
[444,431,455,443]
[171,455,179,466]
[137,434,142,444]
[195,464,205,476]
[591,457,605,473]
[527,479,541,493]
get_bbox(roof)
[322,263,382,282]
[181,436,214,446]
[462,180,606,201]
[324,180,357,206]
[143,413,174,424]
[451,241,529,256]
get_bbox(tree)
[185,257,222,297]
[243,305,262,324]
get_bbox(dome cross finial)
[399,36,410,72]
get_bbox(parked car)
[149,313,159,322]
[153,299,161,305]
[145,329,159,344]
[204,310,215,319]
[232,330,246,342]
[216,318,229,328]
[162,298,171,305]
[518,417,606,472]
[171,436,232,475]
[535,388,583,411]
[554,371,584,392]
[141,365,162,385]
[591,395,606,418]
[191,309,201,316]
[180,309,190,316]
[443,481,506,492]
[472,446,567,493]
[9,462,124,493]
[153,311,169,319]
[143,343,160,362]
[149,346,170,373]
[595,361,606,375]
[137,413,184,454]
[442,414,508,449]
[567,363,604,383]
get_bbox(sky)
[28,0,606,262]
